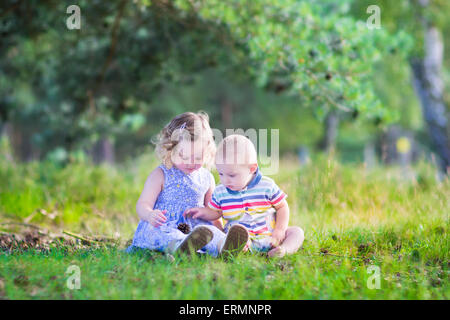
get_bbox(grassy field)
[0,147,448,299]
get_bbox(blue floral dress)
[126,164,225,256]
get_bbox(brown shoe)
[221,224,249,257]
[177,226,213,255]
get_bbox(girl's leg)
[129,221,187,253]
[268,226,304,258]
[176,226,213,255]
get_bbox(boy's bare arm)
[274,199,289,232]
[204,174,223,230]
[271,199,289,246]
[184,207,223,221]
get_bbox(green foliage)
[175,0,413,125]
[0,0,247,158]
[350,0,450,110]
[1,0,424,161]
[351,0,450,58]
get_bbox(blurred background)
[0,0,449,173]
[1,1,449,300]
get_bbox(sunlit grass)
[0,150,448,299]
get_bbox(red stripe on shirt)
[209,200,221,209]
[249,226,269,235]
[221,201,272,211]
[271,193,285,205]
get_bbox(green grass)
[0,149,448,299]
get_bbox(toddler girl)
[126,112,226,256]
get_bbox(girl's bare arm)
[136,167,165,224]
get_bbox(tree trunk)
[1,122,14,161]
[221,98,233,131]
[320,110,339,154]
[92,137,115,164]
[4,122,35,162]
[410,25,450,174]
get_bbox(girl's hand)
[147,209,167,227]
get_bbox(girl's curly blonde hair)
[153,111,216,169]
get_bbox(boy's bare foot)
[177,226,213,255]
[220,224,249,257]
[268,245,286,258]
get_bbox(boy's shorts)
[248,236,273,253]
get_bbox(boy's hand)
[148,209,167,227]
[184,207,222,221]
[183,207,205,219]
[270,228,286,247]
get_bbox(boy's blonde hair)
[216,134,258,166]
[153,111,216,169]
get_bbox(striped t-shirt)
[208,168,287,238]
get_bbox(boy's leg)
[268,226,304,258]
[220,224,249,257]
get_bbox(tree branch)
[90,0,128,106]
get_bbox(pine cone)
[177,223,191,234]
